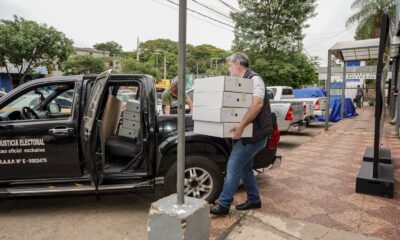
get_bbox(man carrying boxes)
[193,52,273,215]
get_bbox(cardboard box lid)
[102,95,122,139]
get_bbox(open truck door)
[80,70,112,191]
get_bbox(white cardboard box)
[126,99,140,112]
[121,119,140,130]
[193,107,248,122]
[122,110,140,121]
[194,76,254,93]
[194,121,253,138]
[193,91,252,108]
[118,126,139,139]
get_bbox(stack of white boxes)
[119,99,141,139]
[193,76,254,138]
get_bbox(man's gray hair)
[171,76,179,87]
[226,52,249,68]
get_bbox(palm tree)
[346,0,396,40]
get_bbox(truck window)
[0,83,75,121]
[266,90,274,100]
[115,85,139,111]
[282,88,293,96]
[270,88,277,96]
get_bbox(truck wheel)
[164,155,224,203]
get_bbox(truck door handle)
[49,127,74,136]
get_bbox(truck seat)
[105,135,140,158]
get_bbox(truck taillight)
[267,122,280,149]
[314,100,320,111]
[285,107,293,121]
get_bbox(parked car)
[267,89,305,132]
[0,71,281,203]
[269,86,326,119]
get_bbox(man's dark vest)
[241,69,273,144]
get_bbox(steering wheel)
[22,107,39,119]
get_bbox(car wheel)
[164,155,224,203]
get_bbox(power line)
[165,0,235,28]
[152,0,234,32]
[217,0,239,12]
[191,0,233,22]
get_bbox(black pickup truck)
[0,70,281,202]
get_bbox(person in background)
[161,78,193,115]
[355,85,364,108]
[210,52,273,216]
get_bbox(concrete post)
[396,66,400,134]
[341,62,346,119]
[177,0,187,205]
[148,194,210,240]
[325,51,332,131]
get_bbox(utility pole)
[136,37,140,61]
[148,2,210,238]
[210,58,221,75]
[177,0,187,205]
[196,62,199,79]
[155,54,159,71]
[163,53,167,79]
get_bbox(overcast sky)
[0,0,356,66]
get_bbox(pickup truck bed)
[270,100,304,132]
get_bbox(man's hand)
[230,123,245,140]
[163,105,171,115]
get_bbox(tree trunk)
[373,16,382,38]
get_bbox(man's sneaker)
[210,204,230,216]
[235,200,261,211]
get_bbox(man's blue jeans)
[218,137,268,208]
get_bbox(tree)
[252,51,318,88]
[93,41,123,56]
[61,55,106,75]
[137,39,230,77]
[346,0,396,40]
[232,0,316,57]
[120,56,162,80]
[231,0,318,87]
[138,39,178,63]
[0,16,74,85]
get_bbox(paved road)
[0,122,326,240]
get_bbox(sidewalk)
[211,107,400,240]
[225,211,380,240]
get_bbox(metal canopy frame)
[324,35,400,131]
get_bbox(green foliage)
[252,51,318,88]
[120,56,162,79]
[61,55,106,75]
[0,15,74,85]
[231,0,318,87]
[120,39,230,80]
[93,41,123,56]
[232,0,316,55]
[346,0,396,40]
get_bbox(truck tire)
[164,155,224,203]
